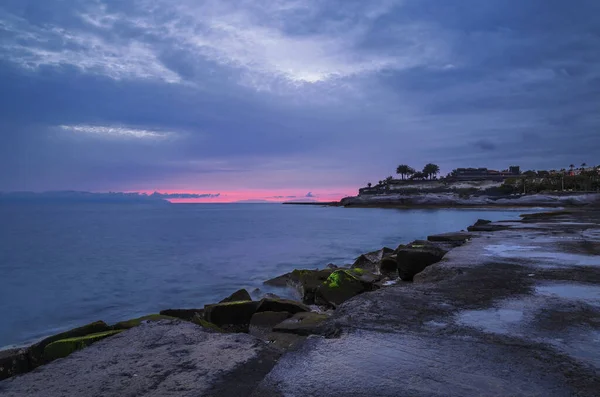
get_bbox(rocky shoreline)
[1,209,600,396]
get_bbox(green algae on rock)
[43,330,122,361]
[220,288,252,303]
[191,314,226,333]
[28,320,111,368]
[316,269,367,307]
[256,298,310,314]
[159,308,204,322]
[203,300,261,331]
[112,314,177,330]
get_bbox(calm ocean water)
[0,203,535,347]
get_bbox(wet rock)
[263,293,281,299]
[112,314,177,330]
[203,301,260,331]
[28,320,111,368]
[395,241,447,281]
[249,311,292,339]
[43,330,123,361]
[264,269,333,304]
[257,298,310,314]
[220,288,252,303]
[159,308,203,321]
[263,332,307,352]
[427,232,473,246]
[379,255,398,277]
[467,220,510,232]
[191,314,226,333]
[0,348,30,381]
[315,269,367,308]
[351,247,394,272]
[273,312,329,336]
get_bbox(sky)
[1,0,599,202]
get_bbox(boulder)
[315,269,367,308]
[427,232,473,245]
[379,255,398,277]
[264,269,333,304]
[395,241,447,281]
[467,219,510,232]
[43,330,122,361]
[0,348,30,381]
[191,314,226,333]
[351,247,394,271]
[249,311,292,338]
[113,314,177,330]
[257,298,310,314]
[203,301,260,332]
[28,320,111,368]
[159,308,204,322]
[273,312,329,336]
[220,288,252,303]
[263,332,306,352]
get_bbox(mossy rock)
[220,288,252,303]
[28,320,111,368]
[264,269,333,304]
[256,298,310,314]
[0,348,30,381]
[159,308,204,322]
[273,312,329,336]
[191,314,226,333]
[395,241,446,281]
[112,314,177,330]
[43,330,122,361]
[315,270,366,308]
[203,300,260,331]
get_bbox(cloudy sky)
[1,0,599,202]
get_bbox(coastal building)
[450,166,521,181]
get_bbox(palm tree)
[423,163,441,180]
[396,165,415,180]
[581,162,587,170]
[569,164,575,172]
[367,183,372,188]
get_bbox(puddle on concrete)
[535,284,600,306]
[456,307,524,335]
[549,330,600,368]
[484,244,600,267]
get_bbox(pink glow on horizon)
[137,189,355,203]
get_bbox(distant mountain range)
[0,191,220,204]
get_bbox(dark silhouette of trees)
[422,163,440,180]
[396,165,415,180]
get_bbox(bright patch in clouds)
[60,125,174,140]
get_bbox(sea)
[0,202,537,348]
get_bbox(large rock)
[427,232,473,246]
[0,348,29,381]
[273,312,329,336]
[467,219,509,232]
[43,330,123,361]
[315,269,367,308]
[203,301,260,332]
[379,255,398,277]
[264,269,333,304]
[220,288,252,303]
[256,298,310,314]
[249,311,292,339]
[112,314,177,330]
[351,247,394,272]
[395,241,447,281]
[159,308,204,321]
[28,320,111,368]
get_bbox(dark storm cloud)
[0,0,599,191]
[475,140,497,151]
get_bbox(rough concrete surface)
[0,320,279,397]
